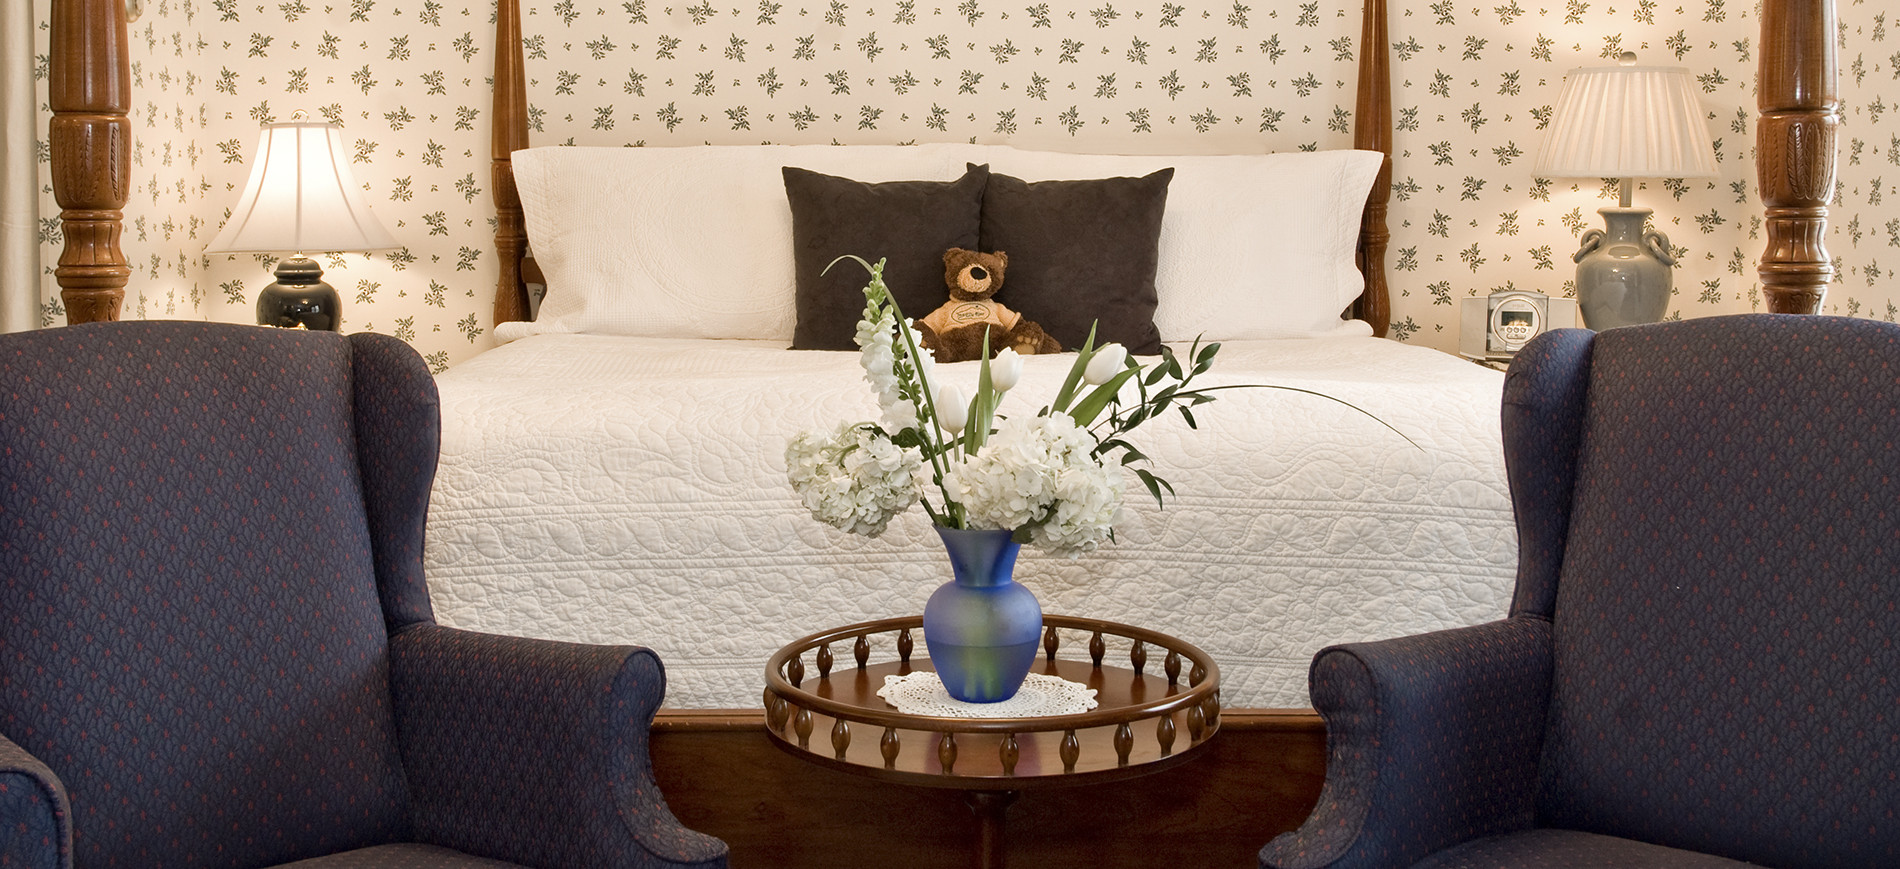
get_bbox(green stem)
[885,293,965,528]
[1172,383,1423,450]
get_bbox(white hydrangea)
[785,422,924,537]
[943,414,1123,558]
[855,307,920,433]
[1029,453,1124,557]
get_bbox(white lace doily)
[877,671,1099,718]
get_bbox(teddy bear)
[914,248,1063,363]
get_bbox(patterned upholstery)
[1537,317,1900,865]
[0,732,68,866]
[1262,315,1900,869]
[0,322,726,869]
[1410,829,1753,868]
[1495,328,1593,619]
[1258,620,1554,869]
[349,328,444,634]
[390,626,727,868]
[274,843,528,868]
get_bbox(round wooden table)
[763,614,1222,869]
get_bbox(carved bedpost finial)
[49,0,133,324]
[1352,0,1392,337]
[1755,0,1837,314]
[492,0,533,326]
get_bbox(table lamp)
[1533,53,1717,330]
[205,113,398,330]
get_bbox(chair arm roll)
[1260,616,1553,869]
[389,623,728,869]
[0,732,71,869]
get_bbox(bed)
[427,331,1516,709]
[438,0,1443,711]
[366,0,1463,712]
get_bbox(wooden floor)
[650,708,1327,869]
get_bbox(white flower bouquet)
[785,256,1396,558]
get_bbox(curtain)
[0,0,40,332]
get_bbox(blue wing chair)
[1262,315,1900,869]
[0,322,727,869]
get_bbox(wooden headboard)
[45,0,1840,329]
[482,0,1395,338]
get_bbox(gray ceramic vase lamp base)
[1572,206,1676,330]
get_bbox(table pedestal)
[966,790,1019,869]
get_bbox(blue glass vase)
[923,526,1044,703]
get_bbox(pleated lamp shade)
[206,118,398,254]
[1533,56,1718,180]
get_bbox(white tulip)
[935,382,969,434]
[990,347,1023,393]
[1083,343,1127,385]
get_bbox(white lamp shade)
[1533,62,1718,179]
[205,120,399,254]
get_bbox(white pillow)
[504,144,1381,344]
[504,144,972,343]
[967,147,1383,341]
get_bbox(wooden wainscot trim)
[650,707,1325,869]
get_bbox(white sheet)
[425,334,1518,709]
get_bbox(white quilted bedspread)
[425,335,1517,709]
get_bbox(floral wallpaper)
[30,0,1899,369]
[1836,2,1898,318]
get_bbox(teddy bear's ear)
[943,247,973,265]
[991,250,1008,268]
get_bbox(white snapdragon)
[785,422,924,537]
[855,307,919,433]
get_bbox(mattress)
[425,334,1518,709]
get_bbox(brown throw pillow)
[977,167,1172,355]
[784,164,990,350]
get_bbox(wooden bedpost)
[1756,0,1837,313]
[1352,0,1393,338]
[48,0,132,324]
[492,0,533,325]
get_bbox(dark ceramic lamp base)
[257,256,342,331]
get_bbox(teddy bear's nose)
[969,266,988,282]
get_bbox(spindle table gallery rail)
[763,614,1222,869]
